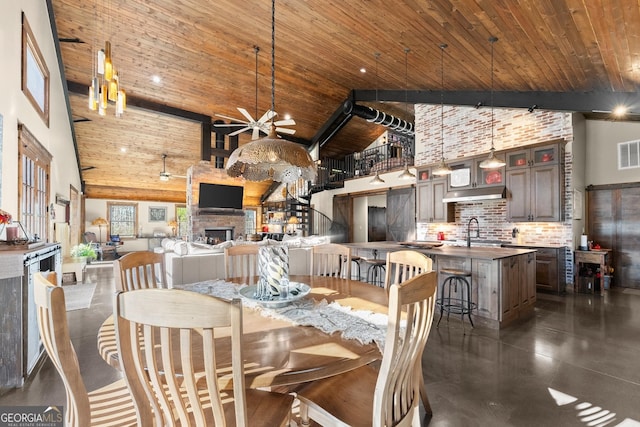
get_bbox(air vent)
[618,140,640,169]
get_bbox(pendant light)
[479,36,505,169]
[432,43,453,176]
[226,0,316,184]
[369,170,385,185]
[398,47,416,180]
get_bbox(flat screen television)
[198,183,244,210]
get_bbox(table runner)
[176,279,390,351]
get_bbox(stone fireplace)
[187,162,246,241]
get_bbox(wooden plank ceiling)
[51,0,640,204]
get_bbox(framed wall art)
[148,206,167,222]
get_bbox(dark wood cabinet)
[447,154,505,191]
[506,142,564,222]
[416,168,454,223]
[504,245,566,294]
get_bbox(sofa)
[159,236,330,287]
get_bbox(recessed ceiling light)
[283,113,291,120]
[152,75,161,84]
[360,67,366,73]
[120,147,127,153]
[613,105,628,116]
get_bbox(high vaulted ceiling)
[49,0,640,205]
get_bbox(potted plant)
[70,243,97,262]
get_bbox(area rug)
[63,283,97,311]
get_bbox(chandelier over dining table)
[226,0,317,184]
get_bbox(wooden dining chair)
[384,250,434,412]
[114,288,294,427]
[114,251,167,292]
[224,244,260,279]
[311,243,351,278]
[385,250,433,291]
[33,272,137,427]
[295,271,438,427]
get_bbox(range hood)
[442,186,506,203]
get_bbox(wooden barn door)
[386,187,415,242]
[588,185,640,288]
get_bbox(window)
[618,140,640,170]
[21,13,50,126]
[175,204,187,238]
[245,208,257,235]
[18,124,51,241]
[107,202,138,238]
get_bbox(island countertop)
[343,241,536,260]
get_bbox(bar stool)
[361,250,386,287]
[437,268,476,331]
[350,255,362,281]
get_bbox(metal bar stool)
[436,268,476,331]
[350,255,362,281]
[361,249,386,287]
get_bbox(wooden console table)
[574,249,611,295]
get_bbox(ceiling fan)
[159,154,186,181]
[213,46,296,140]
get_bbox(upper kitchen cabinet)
[506,141,565,222]
[416,168,454,223]
[447,153,506,192]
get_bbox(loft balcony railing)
[313,138,414,191]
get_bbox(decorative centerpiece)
[70,243,98,262]
[0,209,31,249]
[256,245,290,299]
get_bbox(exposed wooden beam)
[83,184,186,203]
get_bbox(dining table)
[97,275,391,389]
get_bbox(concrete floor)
[2,263,640,426]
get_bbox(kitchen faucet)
[467,217,480,247]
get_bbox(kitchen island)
[345,242,537,329]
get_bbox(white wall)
[84,198,179,239]
[0,1,81,241]
[586,120,640,186]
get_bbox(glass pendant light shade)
[479,36,505,169]
[104,41,113,81]
[97,49,105,75]
[108,72,118,101]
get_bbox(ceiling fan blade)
[229,127,251,137]
[273,118,296,126]
[258,109,277,124]
[172,174,187,179]
[213,122,247,127]
[252,127,261,140]
[237,107,255,123]
[276,127,296,135]
[214,113,249,124]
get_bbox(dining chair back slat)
[114,288,293,427]
[114,251,166,292]
[224,245,260,279]
[311,243,351,279]
[33,272,137,427]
